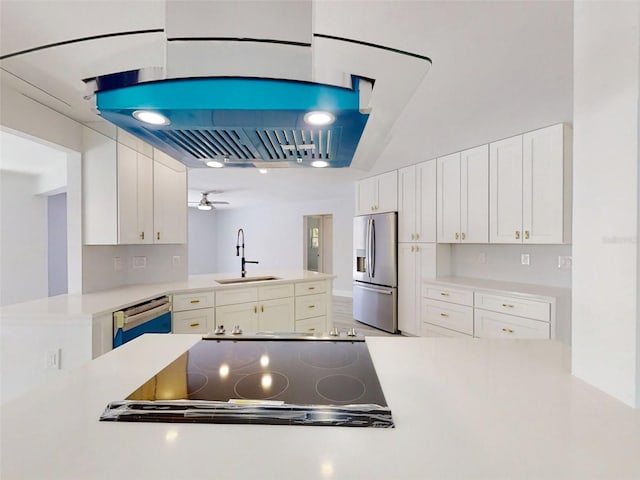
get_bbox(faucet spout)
[236,228,257,278]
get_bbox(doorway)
[303,215,333,273]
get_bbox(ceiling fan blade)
[209,201,230,205]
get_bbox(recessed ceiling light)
[258,168,268,174]
[132,110,170,126]
[197,204,213,211]
[304,111,335,126]
[206,160,224,168]
[311,160,329,168]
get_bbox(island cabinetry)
[474,293,550,339]
[421,284,474,337]
[437,145,489,243]
[172,291,215,334]
[83,127,187,245]
[216,284,295,332]
[398,160,436,243]
[294,280,331,333]
[489,123,572,244]
[355,170,398,215]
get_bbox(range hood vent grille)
[142,127,339,165]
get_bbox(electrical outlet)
[558,256,572,269]
[477,252,487,264]
[113,256,123,271]
[172,255,181,267]
[46,349,61,370]
[521,254,530,266]
[132,256,147,269]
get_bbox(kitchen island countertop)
[2,335,639,480]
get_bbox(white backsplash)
[449,244,572,288]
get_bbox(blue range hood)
[96,76,370,169]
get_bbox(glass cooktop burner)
[100,338,394,428]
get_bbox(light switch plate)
[558,256,572,269]
[172,255,181,266]
[132,256,147,269]
[521,254,530,266]
[477,252,487,264]
[113,256,123,271]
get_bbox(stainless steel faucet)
[236,228,259,277]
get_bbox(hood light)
[311,160,329,168]
[132,110,170,126]
[304,111,335,126]
[206,160,224,168]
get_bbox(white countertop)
[431,275,571,300]
[2,335,639,479]
[0,270,334,321]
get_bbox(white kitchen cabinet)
[437,145,489,243]
[294,280,331,332]
[91,312,113,358]
[355,170,398,215]
[474,309,550,339]
[398,243,449,336]
[398,160,436,243]
[83,127,188,245]
[153,149,187,244]
[172,291,215,334]
[490,124,571,244]
[421,283,475,337]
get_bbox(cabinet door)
[416,243,437,281]
[417,160,437,243]
[117,143,140,244]
[172,309,214,334]
[461,145,489,243]
[355,177,376,215]
[398,165,417,242]
[523,124,565,243]
[259,297,294,332]
[489,136,523,243]
[397,243,418,335]
[437,152,461,243]
[153,154,187,244]
[376,170,398,213]
[137,153,154,244]
[215,303,258,332]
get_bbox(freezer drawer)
[353,282,397,333]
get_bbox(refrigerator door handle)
[365,218,370,277]
[356,284,393,295]
[370,218,376,277]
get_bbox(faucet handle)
[231,325,243,335]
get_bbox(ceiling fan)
[188,191,230,211]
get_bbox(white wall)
[0,171,48,306]
[188,208,218,274]
[200,193,354,295]
[450,244,572,288]
[572,1,640,407]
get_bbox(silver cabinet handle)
[356,285,393,295]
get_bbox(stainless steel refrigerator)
[353,212,398,333]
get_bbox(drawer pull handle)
[502,328,514,333]
[190,299,200,304]
[440,313,449,317]
[308,305,316,309]
[308,287,315,290]
[157,232,160,241]
[440,292,450,296]
[308,328,316,331]
[190,322,201,328]
[502,303,514,308]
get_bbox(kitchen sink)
[216,276,280,285]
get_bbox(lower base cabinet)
[172,291,215,334]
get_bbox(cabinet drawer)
[422,298,474,336]
[423,284,474,306]
[295,294,327,320]
[421,322,472,338]
[216,287,258,306]
[172,291,214,312]
[172,309,213,334]
[474,293,550,322]
[474,309,550,339]
[295,281,327,296]
[259,283,294,301]
[295,316,327,334]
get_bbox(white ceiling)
[0,1,574,210]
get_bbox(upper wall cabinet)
[489,123,572,244]
[398,160,436,243]
[355,171,398,216]
[437,145,489,243]
[83,127,187,245]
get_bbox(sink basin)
[216,276,280,285]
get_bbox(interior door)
[306,216,321,272]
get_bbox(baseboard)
[332,289,353,298]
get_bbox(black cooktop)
[100,338,394,427]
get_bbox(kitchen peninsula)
[0,271,334,403]
[2,334,639,479]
